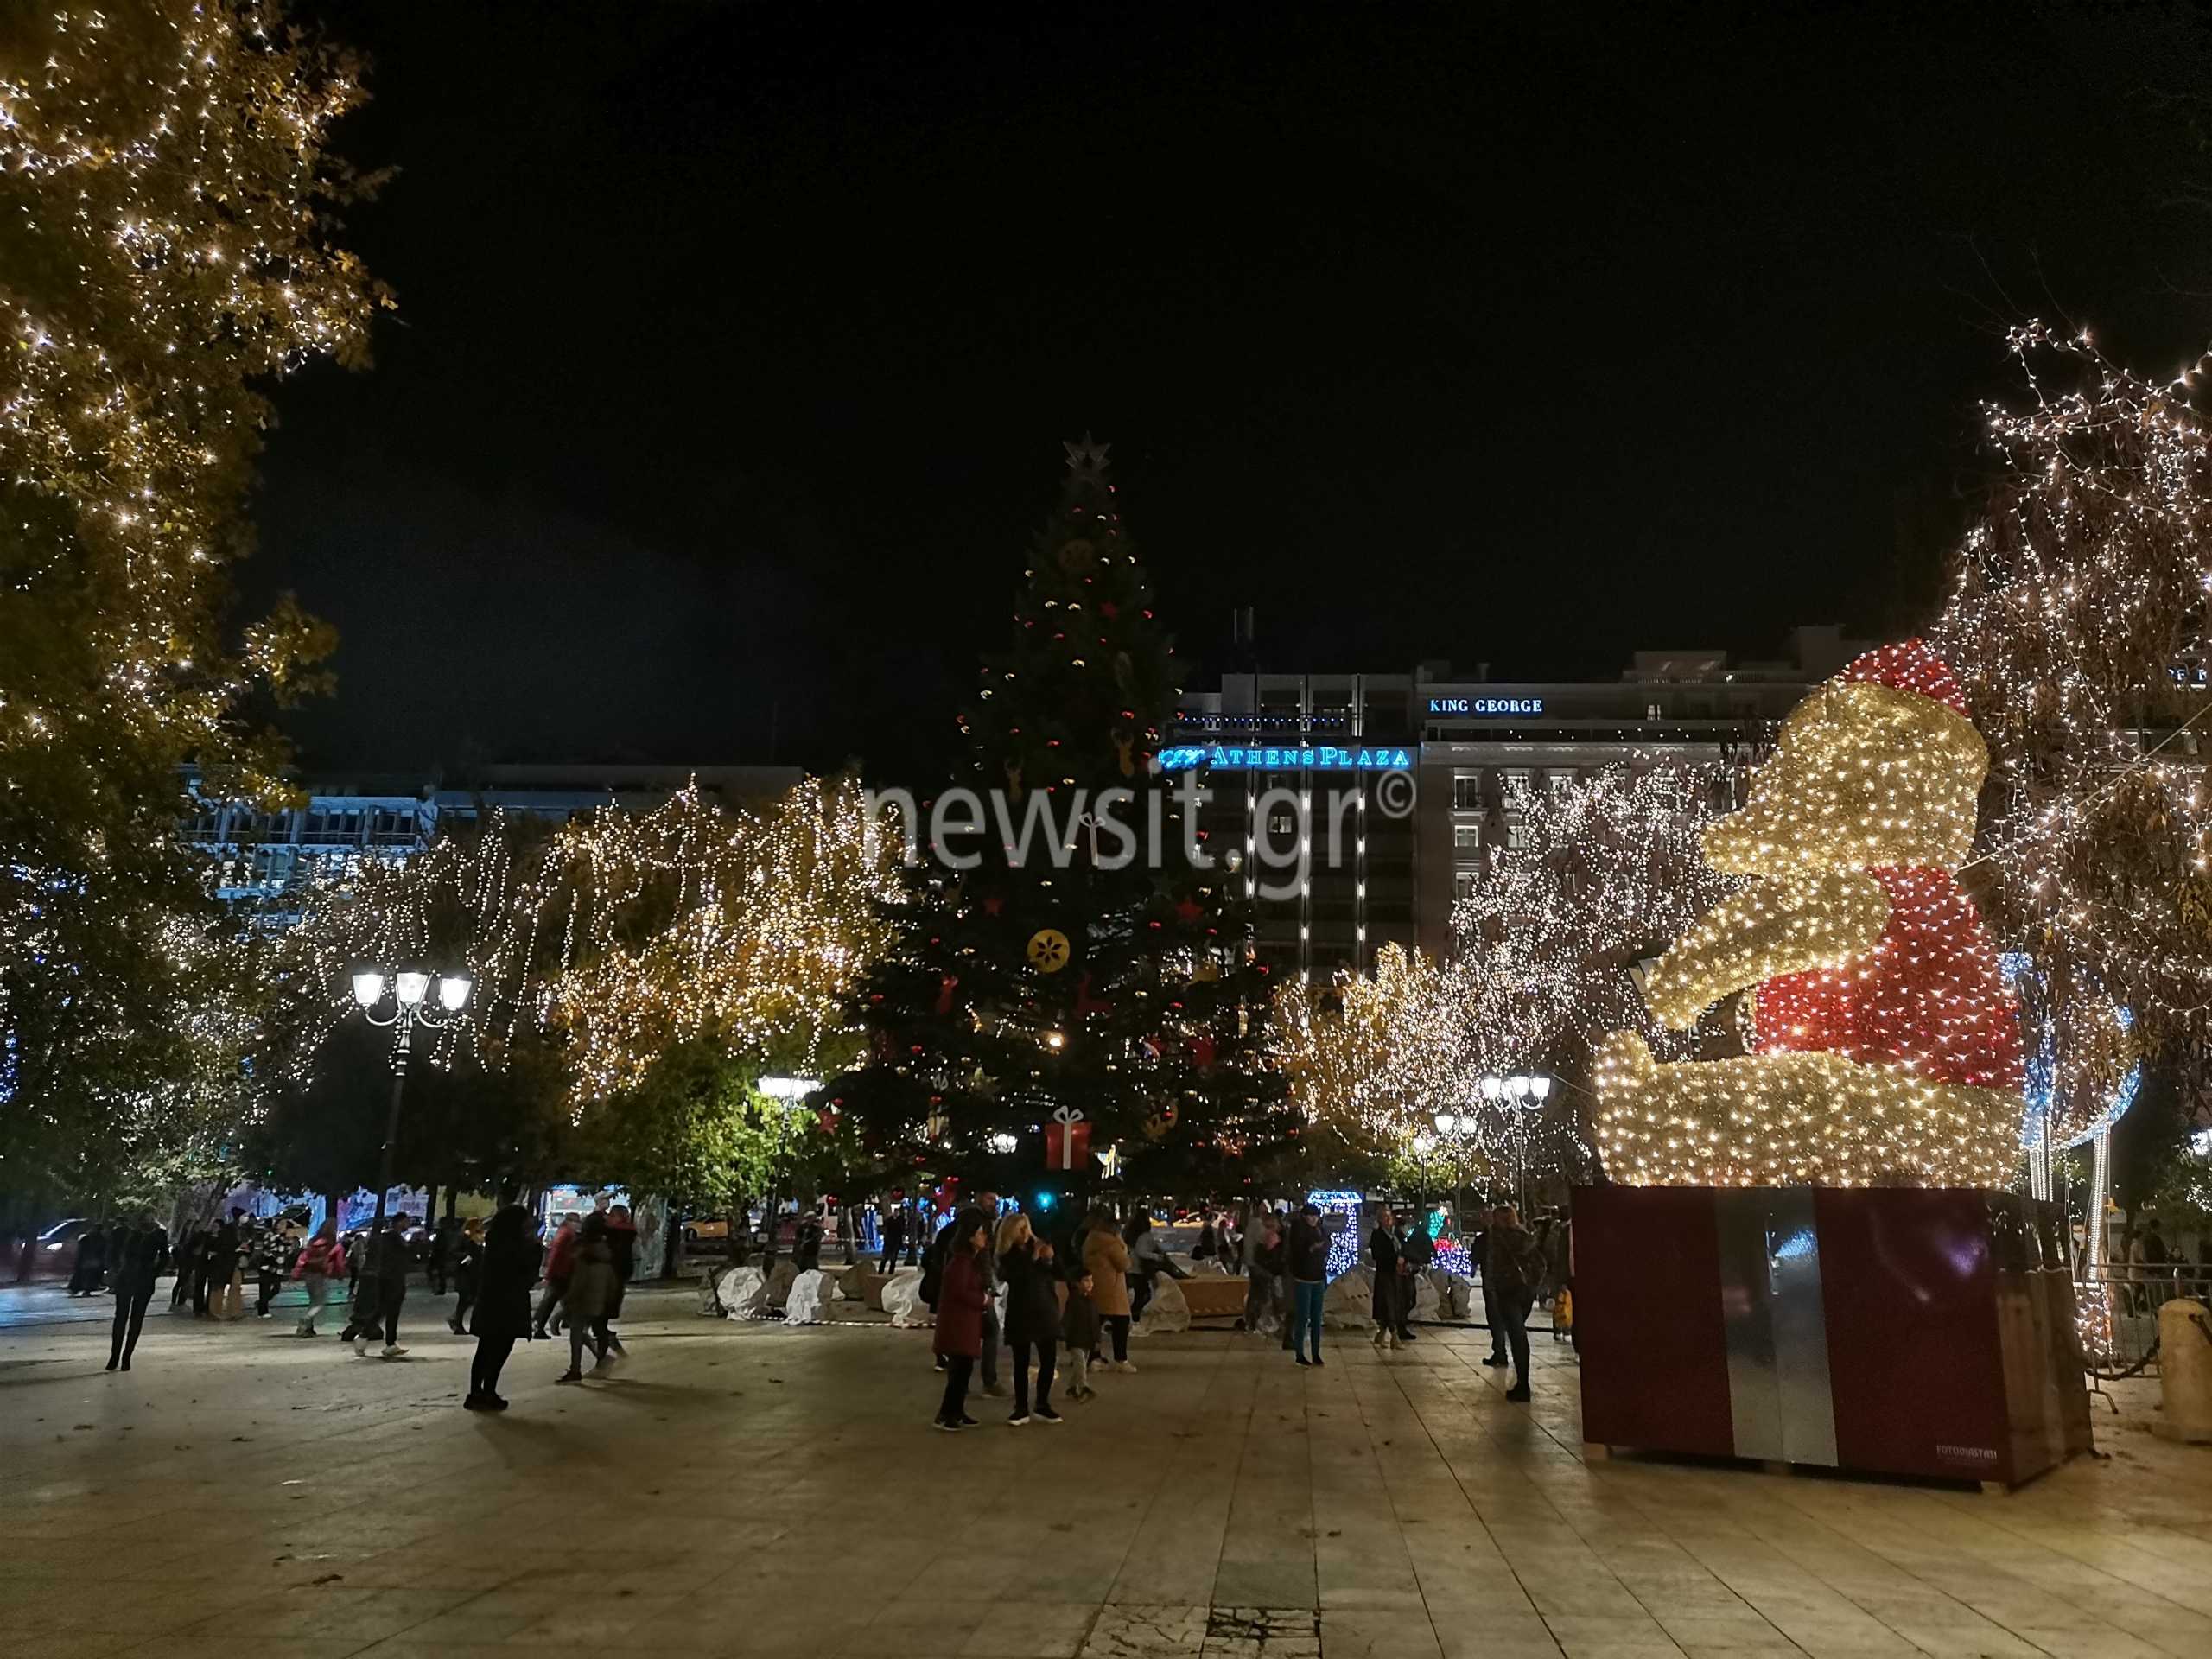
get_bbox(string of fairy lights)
[0,3,386,780]
[266,777,900,1113]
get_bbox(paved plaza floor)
[3,1281,2209,1659]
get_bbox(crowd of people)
[60,1189,643,1408]
[905,1192,1560,1429]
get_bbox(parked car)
[681,1216,731,1249]
[26,1217,95,1281]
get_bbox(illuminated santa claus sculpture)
[1595,640,2024,1187]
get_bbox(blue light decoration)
[1433,1238,1472,1277]
[1158,745,1416,773]
[1306,1188,1365,1280]
[1033,1190,1056,1211]
[1999,952,2143,1152]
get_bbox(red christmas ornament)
[1044,1116,1092,1171]
[1100,601,1118,618]
[934,973,960,1016]
[1174,897,1204,924]
[1190,1034,1217,1070]
[982,895,1004,916]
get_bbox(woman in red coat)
[933,1208,990,1432]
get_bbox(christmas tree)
[827,439,1289,1208]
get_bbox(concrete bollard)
[2152,1299,2212,1444]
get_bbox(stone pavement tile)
[1212,1560,1318,1610]
[859,1599,1015,1657]
[1318,1608,1446,1658]
[1879,1624,2045,1657]
[1432,1610,1561,1657]
[1421,1578,1540,1618]
[1541,1614,1686,1658]
[1752,1622,1916,1659]
[1198,1640,1321,1659]
[956,1602,1101,1657]
[1650,1615,1800,1652]
[387,1607,538,1644]
[2005,1632,2177,1659]
[1527,1582,1656,1621]
[1077,1604,1211,1656]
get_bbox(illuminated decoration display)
[1025,928,1071,973]
[1596,641,2026,1188]
[1428,696,1543,716]
[269,776,899,1108]
[1157,744,1415,772]
[1306,1189,1365,1281]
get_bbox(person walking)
[970,1191,1006,1396]
[344,1215,411,1358]
[467,1196,537,1409]
[1470,1211,1506,1368]
[67,1219,111,1296]
[1060,1266,1101,1402]
[1370,1205,1406,1352]
[199,1210,242,1319]
[1242,1211,1284,1335]
[292,1219,345,1337]
[1484,1203,1546,1402]
[1083,1210,1135,1372]
[556,1213,619,1382]
[448,1217,485,1334]
[428,1216,457,1297]
[931,1208,989,1430]
[601,1203,638,1364]
[996,1212,1062,1425]
[252,1220,289,1318]
[1123,1212,1186,1325]
[880,1205,907,1274]
[1397,1212,1433,1342]
[532,1212,580,1339]
[1287,1203,1327,1367]
[105,1213,168,1373]
[169,1224,202,1311]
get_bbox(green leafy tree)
[829,441,1289,1206]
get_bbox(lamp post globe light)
[351,967,472,1232]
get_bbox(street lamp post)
[1469,1072,1553,1214]
[351,969,471,1233]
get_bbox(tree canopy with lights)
[0,2,385,1196]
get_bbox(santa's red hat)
[1836,639,1969,715]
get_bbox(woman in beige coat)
[1082,1214,1135,1371]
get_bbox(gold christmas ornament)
[1026,928,1071,973]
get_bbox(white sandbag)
[880,1268,933,1328]
[1410,1272,1441,1323]
[784,1268,834,1325]
[1324,1268,1376,1329]
[1432,1271,1473,1322]
[1134,1274,1190,1335]
[716,1266,767,1321]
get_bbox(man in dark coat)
[467,1193,538,1410]
[106,1215,169,1372]
[1484,1204,1547,1402]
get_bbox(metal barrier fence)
[2075,1265,2211,1379]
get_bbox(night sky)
[254,1,2212,785]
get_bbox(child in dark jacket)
[1060,1268,1102,1401]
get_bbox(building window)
[1452,823,1481,853]
[1452,774,1483,811]
[1452,872,1477,902]
[1547,769,1576,798]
